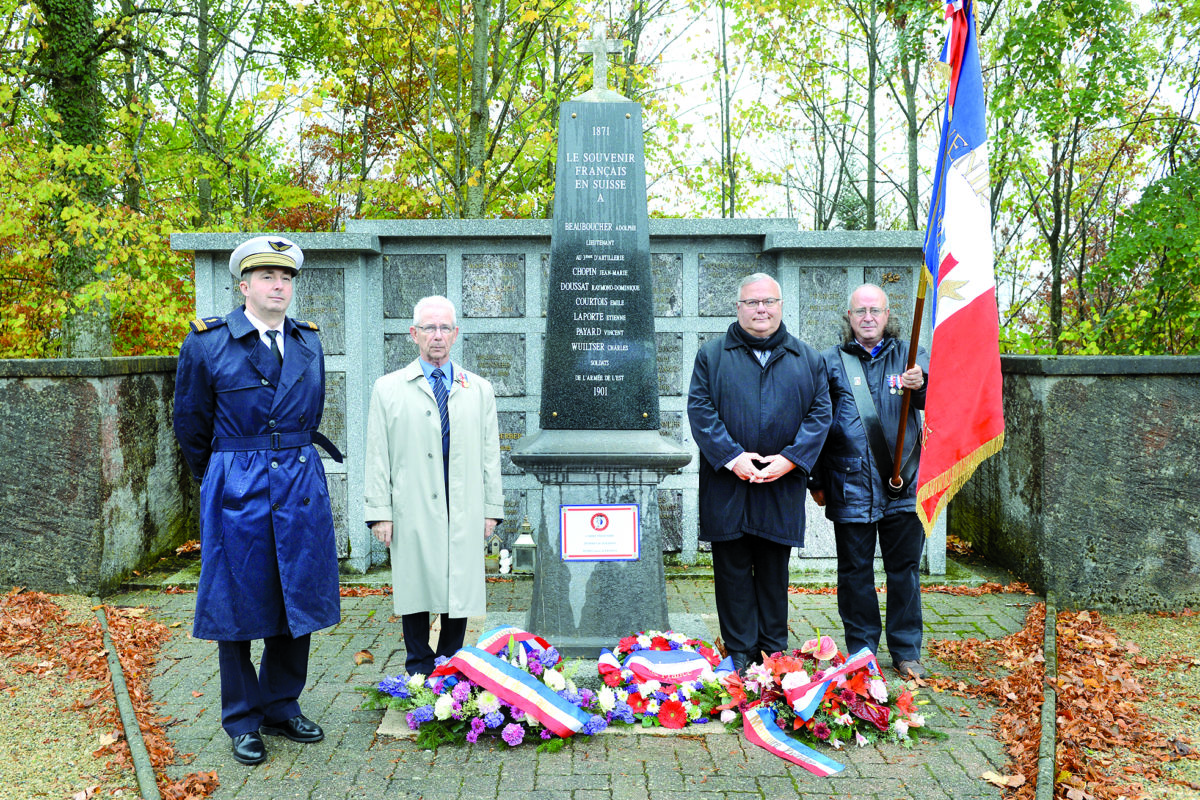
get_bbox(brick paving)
[109,567,1037,800]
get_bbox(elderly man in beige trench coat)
[363,295,505,677]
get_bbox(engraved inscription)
[497,411,526,475]
[383,254,447,319]
[698,254,774,317]
[655,332,684,396]
[652,253,683,317]
[462,334,526,397]
[462,254,525,317]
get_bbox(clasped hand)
[731,451,796,484]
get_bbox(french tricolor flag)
[917,0,1006,532]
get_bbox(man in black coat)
[810,283,930,678]
[687,273,832,673]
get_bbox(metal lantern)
[512,517,536,574]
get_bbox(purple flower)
[509,706,526,722]
[528,659,544,676]
[578,688,595,706]
[377,676,410,698]
[470,717,486,734]
[501,723,525,746]
[558,688,582,705]
[434,655,451,667]
[813,722,831,741]
[483,711,505,729]
[539,648,561,667]
[451,680,472,703]
[540,729,553,740]
[609,702,635,724]
[465,729,480,743]
[406,705,435,729]
[581,715,608,736]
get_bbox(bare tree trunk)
[466,0,489,218]
[196,0,212,226]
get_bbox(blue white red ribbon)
[742,707,844,777]
[437,646,590,738]
[784,648,881,721]
[599,647,715,685]
[475,625,552,657]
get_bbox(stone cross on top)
[581,22,622,93]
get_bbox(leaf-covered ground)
[930,603,1200,800]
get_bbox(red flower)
[602,670,625,688]
[895,690,916,715]
[650,636,671,651]
[843,669,872,698]
[617,635,639,654]
[658,699,688,729]
[626,692,650,713]
[698,645,719,664]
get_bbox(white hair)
[411,295,457,327]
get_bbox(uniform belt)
[211,430,344,463]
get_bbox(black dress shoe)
[731,651,751,674]
[261,714,324,743]
[231,731,267,765]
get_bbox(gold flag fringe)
[916,430,1005,536]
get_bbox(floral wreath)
[596,630,728,729]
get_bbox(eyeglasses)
[415,324,456,335]
[850,307,887,318]
[737,298,780,309]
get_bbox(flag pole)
[889,267,927,493]
[892,22,960,494]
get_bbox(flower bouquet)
[596,630,731,729]
[362,626,610,751]
[700,634,930,775]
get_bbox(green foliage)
[1082,162,1200,354]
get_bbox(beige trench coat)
[363,360,504,617]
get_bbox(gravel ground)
[0,595,137,800]
[1104,612,1200,800]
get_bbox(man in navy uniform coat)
[173,236,342,765]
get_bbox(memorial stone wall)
[172,224,946,575]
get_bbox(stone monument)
[510,25,692,656]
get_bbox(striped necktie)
[430,367,450,466]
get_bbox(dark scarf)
[728,320,790,354]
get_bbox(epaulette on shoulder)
[294,320,320,331]
[189,317,226,333]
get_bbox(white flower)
[719,709,738,724]
[679,684,693,700]
[686,703,702,720]
[477,691,501,714]
[525,714,541,728]
[781,670,811,691]
[636,635,652,649]
[830,737,844,750]
[893,719,910,738]
[645,700,659,714]
[434,693,455,720]
[543,668,566,692]
[597,687,617,713]
[834,713,854,727]
[907,713,925,728]
[616,688,629,702]
[698,667,716,683]
[869,678,889,704]
[640,680,661,696]
[407,673,426,688]
[855,731,869,747]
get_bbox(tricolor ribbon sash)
[784,648,881,721]
[475,625,552,657]
[438,646,590,737]
[742,707,844,777]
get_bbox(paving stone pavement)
[109,569,1038,800]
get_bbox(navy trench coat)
[813,336,929,523]
[173,306,340,642]
[687,326,832,547]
